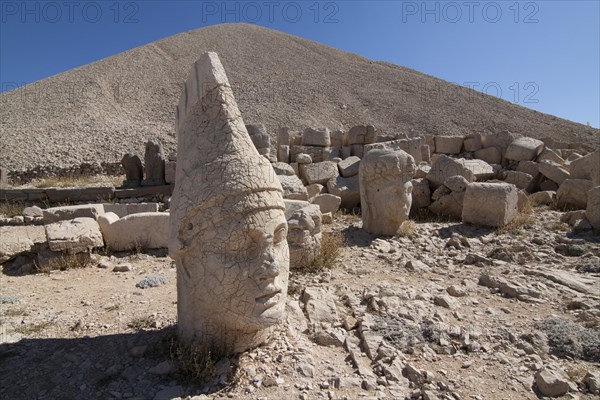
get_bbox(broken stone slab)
[463,159,495,180]
[518,160,539,177]
[505,137,545,161]
[538,148,566,165]
[272,162,295,176]
[426,155,475,189]
[300,161,339,185]
[43,204,105,224]
[277,144,290,163]
[474,146,502,165]
[103,203,159,218]
[503,171,533,190]
[337,156,361,177]
[344,337,376,378]
[302,287,338,325]
[290,145,332,163]
[277,175,309,200]
[45,217,104,254]
[0,225,46,263]
[529,191,555,206]
[114,185,172,199]
[539,161,571,185]
[246,124,271,149]
[586,186,600,231]
[364,137,423,164]
[524,268,596,294]
[556,179,592,210]
[327,175,360,209]
[312,194,341,214]
[481,131,514,150]
[462,183,518,227]
[302,127,331,147]
[569,152,594,180]
[428,191,464,219]
[434,136,463,154]
[98,212,169,252]
[463,133,482,152]
[46,186,115,203]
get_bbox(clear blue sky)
[1,0,599,127]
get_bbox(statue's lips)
[255,289,282,309]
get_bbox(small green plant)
[0,201,25,217]
[35,253,92,273]
[303,230,343,273]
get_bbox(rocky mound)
[1,23,598,171]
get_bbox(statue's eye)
[274,226,287,244]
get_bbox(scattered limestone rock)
[426,155,475,189]
[534,367,571,397]
[22,206,43,218]
[337,156,361,177]
[302,287,338,326]
[586,186,600,231]
[302,127,331,147]
[539,161,571,185]
[0,225,46,263]
[327,175,360,209]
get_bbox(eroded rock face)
[360,149,416,236]
[169,52,289,355]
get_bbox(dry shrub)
[303,230,343,273]
[396,220,416,238]
[128,315,155,331]
[35,253,92,273]
[0,201,25,217]
[497,208,534,235]
[32,174,124,188]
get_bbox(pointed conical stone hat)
[169,52,285,253]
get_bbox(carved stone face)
[359,149,416,236]
[179,209,289,335]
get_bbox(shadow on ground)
[0,326,236,400]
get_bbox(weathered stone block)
[569,152,594,180]
[556,179,593,210]
[98,212,169,251]
[474,147,502,164]
[411,178,431,209]
[46,186,115,203]
[364,137,423,164]
[164,160,176,185]
[43,204,105,224]
[539,161,571,185]
[517,160,539,177]
[302,127,331,147]
[426,155,475,189]
[462,183,518,227]
[434,136,463,154]
[505,137,544,161]
[312,193,341,214]
[463,133,482,152]
[337,156,361,177]
[348,125,367,145]
[45,217,104,254]
[327,175,360,209]
[586,186,600,231]
[300,161,339,185]
[503,171,533,190]
[278,175,309,200]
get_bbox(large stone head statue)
[359,148,416,236]
[169,52,289,354]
